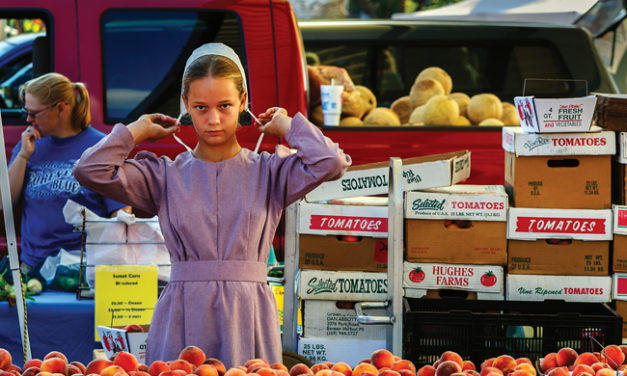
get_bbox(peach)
[85,359,114,375]
[448,373,466,376]
[256,368,277,376]
[149,361,170,376]
[22,367,39,376]
[371,350,396,370]
[515,359,531,367]
[38,372,54,376]
[159,372,187,376]
[460,362,474,372]
[276,371,290,376]
[591,363,611,373]
[507,371,531,376]
[619,346,627,361]
[360,361,372,366]
[435,361,462,376]
[204,360,227,376]
[178,346,206,368]
[138,365,149,373]
[196,365,219,376]
[463,371,479,376]
[392,361,415,374]
[313,371,333,376]
[41,358,69,376]
[479,360,494,370]
[572,365,595,376]
[169,361,194,375]
[70,363,86,375]
[595,369,616,376]
[114,352,139,373]
[102,365,127,376]
[0,350,12,371]
[556,348,578,367]
[332,363,352,376]
[513,363,535,376]
[575,353,599,367]
[377,371,400,376]
[130,372,150,376]
[246,361,270,370]
[439,353,463,369]
[24,360,42,370]
[44,352,68,364]
[311,365,329,374]
[289,365,313,376]
[68,364,83,375]
[417,366,435,376]
[358,372,377,376]
[540,354,558,373]
[492,356,516,374]
[272,365,289,372]
[479,368,502,376]
[601,346,625,369]
[124,324,144,333]
[546,367,569,376]
[353,364,379,376]
[0,372,13,376]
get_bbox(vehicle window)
[305,40,573,107]
[102,10,244,123]
[0,16,49,114]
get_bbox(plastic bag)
[63,200,171,288]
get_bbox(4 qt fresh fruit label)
[403,262,504,293]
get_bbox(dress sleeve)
[73,124,165,216]
[273,112,351,206]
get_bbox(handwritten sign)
[94,265,158,340]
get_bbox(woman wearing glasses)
[6,72,128,281]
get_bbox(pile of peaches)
[0,347,416,376]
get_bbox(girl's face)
[24,92,60,137]
[184,75,245,150]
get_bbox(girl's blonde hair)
[182,55,244,101]
[20,72,91,130]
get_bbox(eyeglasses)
[21,105,54,119]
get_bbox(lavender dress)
[74,113,351,367]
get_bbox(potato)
[449,92,470,117]
[340,116,363,126]
[467,93,502,124]
[409,78,445,108]
[416,66,453,95]
[454,115,471,126]
[391,96,412,125]
[363,107,401,126]
[423,95,459,126]
[408,104,426,126]
[479,118,505,126]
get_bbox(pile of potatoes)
[307,64,521,126]
[394,66,520,126]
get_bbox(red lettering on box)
[311,215,388,232]
[515,216,606,234]
[617,277,627,295]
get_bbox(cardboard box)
[298,336,385,365]
[615,135,627,204]
[504,152,612,209]
[299,201,388,237]
[305,150,471,202]
[614,299,627,339]
[299,234,387,272]
[613,206,627,272]
[507,208,613,241]
[506,274,611,302]
[97,325,149,363]
[405,219,507,265]
[514,95,597,133]
[404,184,508,221]
[508,239,609,276]
[403,288,504,301]
[403,262,504,295]
[298,269,387,301]
[302,300,386,340]
[612,273,627,300]
[502,126,615,156]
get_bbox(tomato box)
[302,300,386,340]
[611,273,627,301]
[514,95,597,133]
[305,150,470,202]
[403,262,504,300]
[612,205,627,272]
[507,208,613,241]
[298,269,387,301]
[502,126,615,156]
[97,325,149,363]
[506,274,611,302]
[298,200,388,237]
[298,336,385,366]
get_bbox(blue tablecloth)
[0,290,100,367]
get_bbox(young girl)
[73,43,351,366]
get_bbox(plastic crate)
[403,298,622,367]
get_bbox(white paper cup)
[320,84,343,126]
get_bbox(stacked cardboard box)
[504,95,614,302]
[296,151,471,365]
[403,185,508,300]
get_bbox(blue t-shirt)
[10,127,127,267]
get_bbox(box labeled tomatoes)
[299,199,388,237]
[305,150,470,202]
[507,208,612,241]
[506,274,611,302]
[404,185,508,221]
[298,269,387,301]
[613,206,627,271]
[502,126,615,156]
[403,262,504,300]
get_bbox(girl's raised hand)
[256,107,291,138]
[127,114,180,144]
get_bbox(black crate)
[403,298,622,367]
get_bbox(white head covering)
[179,43,248,115]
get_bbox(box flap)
[403,262,503,293]
[612,273,627,300]
[614,205,627,235]
[515,95,597,133]
[405,185,508,221]
[507,208,612,240]
[305,150,471,202]
[506,274,611,302]
[299,201,388,236]
[502,126,615,156]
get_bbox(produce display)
[0,271,41,306]
[307,65,521,127]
